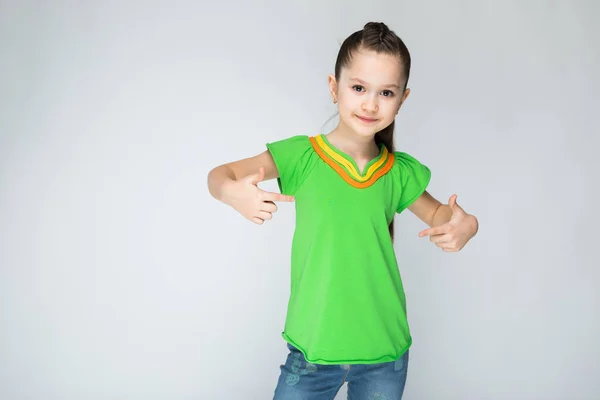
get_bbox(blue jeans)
[273,343,409,400]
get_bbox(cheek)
[380,100,399,116]
[337,97,355,113]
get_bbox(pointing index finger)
[262,190,295,203]
[418,225,449,237]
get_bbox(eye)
[381,90,394,97]
[352,85,365,92]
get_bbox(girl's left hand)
[418,194,479,252]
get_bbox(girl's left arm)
[407,191,479,252]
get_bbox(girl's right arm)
[207,150,295,225]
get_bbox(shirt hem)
[281,332,412,365]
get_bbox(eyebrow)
[350,77,400,89]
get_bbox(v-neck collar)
[309,134,395,189]
[319,134,385,176]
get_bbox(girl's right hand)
[226,167,295,225]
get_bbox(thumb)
[249,167,266,185]
[448,194,457,208]
[448,194,464,214]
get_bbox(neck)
[326,124,379,159]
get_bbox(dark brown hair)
[334,21,412,239]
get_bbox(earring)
[333,97,337,104]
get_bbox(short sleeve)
[395,152,431,214]
[266,135,313,196]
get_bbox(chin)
[354,127,379,138]
[350,122,382,138]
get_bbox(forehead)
[340,48,403,84]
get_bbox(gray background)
[1,0,599,399]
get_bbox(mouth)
[356,115,378,123]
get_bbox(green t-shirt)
[266,133,431,365]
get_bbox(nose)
[361,94,378,113]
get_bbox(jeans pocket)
[394,350,409,371]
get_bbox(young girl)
[208,21,478,400]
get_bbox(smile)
[356,115,378,123]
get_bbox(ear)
[328,74,338,102]
[397,88,411,113]
[401,88,411,104]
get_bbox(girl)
[207,21,478,400]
